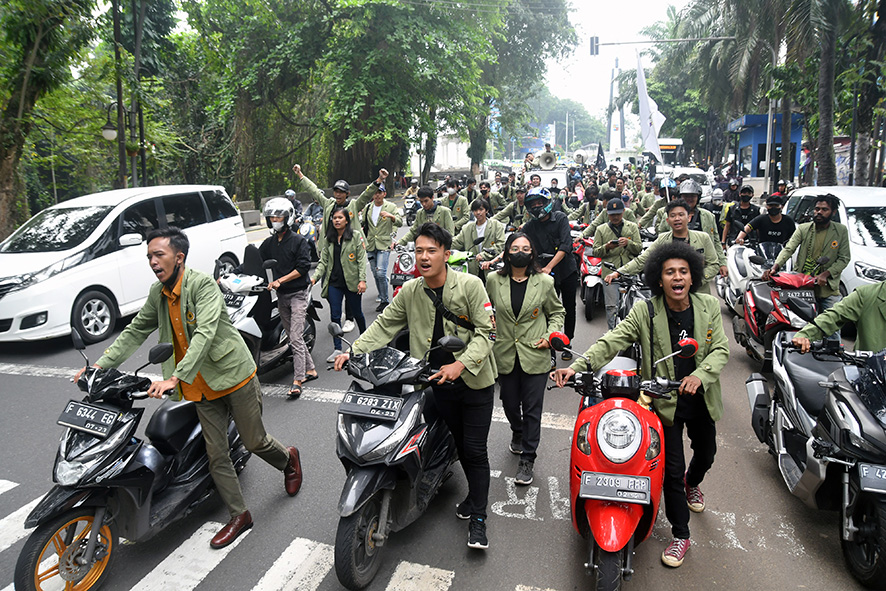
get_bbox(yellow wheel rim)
[33,514,113,591]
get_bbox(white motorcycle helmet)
[264,197,295,233]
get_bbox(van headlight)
[3,252,86,294]
[596,409,642,464]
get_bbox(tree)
[0,0,96,241]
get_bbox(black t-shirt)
[666,302,706,420]
[429,287,459,384]
[746,214,796,245]
[510,277,528,317]
[523,211,577,283]
[258,230,313,293]
[727,204,760,238]
[329,241,347,290]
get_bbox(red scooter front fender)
[584,498,645,553]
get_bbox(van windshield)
[847,207,886,248]
[0,206,113,253]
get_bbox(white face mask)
[447,187,457,195]
[272,221,285,232]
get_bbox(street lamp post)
[763,44,778,196]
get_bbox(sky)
[545,1,691,144]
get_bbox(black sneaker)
[515,460,534,485]
[561,350,573,361]
[467,517,488,549]
[375,301,389,313]
[455,500,471,520]
[509,433,522,455]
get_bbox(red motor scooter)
[389,243,421,299]
[549,331,698,591]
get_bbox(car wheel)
[214,254,238,279]
[71,291,116,344]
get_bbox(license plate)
[579,471,651,504]
[780,289,815,303]
[859,463,886,494]
[57,401,118,438]
[390,273,413,285]
[338,393,403,421]
[224,292,245,307]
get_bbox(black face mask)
[480,189,489,195]
[164,262,182,288]
[741,194,753,202]
[509,252,532,268]
[767,207,781,216]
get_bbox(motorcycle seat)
[782,351,843,417]
[145,400,200,456]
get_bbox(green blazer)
[351,270,497,389]
[452,219,506,276]
[313,228,368,297]
[96,268,255,397]
[294,176,377,249]
[571,293,729,425]
[653,208,726,266]
[582,207,637,238]
[569,202,602,225]
[774,221,851,297]
[593,220,642,267]
[796,279,886,351]
[487,191,508,212]
[398,205,455,245]
[638,197,666,227]
[619,230,720,289]
[446,194,471,233]
[362,200,403,251]
[493,201,531,228]
[486,272,565,375]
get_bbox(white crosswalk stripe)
[385,561,455,590]
[0,497,41,554]
[0,480,17,496]
[129,521,250,591]
[252,537,334,591]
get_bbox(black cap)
[607,199,625,214]
[333,180,350,192]
[766,194,783,206]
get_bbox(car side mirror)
[437,335,466,353]
[118,233,143,247]
[148,343,174,365]
[677,338,698,358]
[549,331,570,352]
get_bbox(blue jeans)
[367,249,391,303]
[327,283,366,350]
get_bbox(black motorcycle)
[15,331,250,591]
[329,323,464,590]
[746,334,886,588]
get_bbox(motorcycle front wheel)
[334,495,384,590]
[15,507,118,591]
[841,492,886,589]
[583,287,594,321]
[591,539,623,591]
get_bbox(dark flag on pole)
[595,144,606,170]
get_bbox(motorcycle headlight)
[596,409,642,464]
[589,264,601,275]
[855,261,886,283]
[55,421,133,485]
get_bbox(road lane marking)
[130,521,250,591]
[0,481,17,496]
[385,561,454,590]
[252,537,333,591]
[0,497,41,553]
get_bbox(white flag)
[637,51,666,163]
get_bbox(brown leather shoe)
[210,511,253,549]
[284,446,302,496]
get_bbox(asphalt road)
[0,216,869,591]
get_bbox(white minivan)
[0,185,248,343]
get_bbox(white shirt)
[371,203,382,224]
[475,220,487,239]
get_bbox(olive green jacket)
[294,176,377,248]
[639,197,666,227]
[570,293,729,425]
[313,229,368,297]
[493,201,531,228]
[774,221,851,297]
[619,230,720,289]
[96,268,255,397]
[582,207,637,238]
[452,218,506,276]
[398,205,455,245]
[569,202,602,225]
[460,187,481,203]
[592,220,642,267]
[654,208,726,266]
[796,280,886,351]
[445,194,471,233]
[361,200,403,251]
[487,191,508,212]
[486,272,565,375]
[352,270,497,389]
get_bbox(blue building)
[727,114,804,181]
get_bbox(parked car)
[783,186,886,295]
[660,166,714,202]
[0,185,248,344]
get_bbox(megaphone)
[536,151,557,170]
[573,149,589,165]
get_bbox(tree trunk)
[421,108,437,185]
[0,80,42,241]
[815,24,837,186]
[467,105,489,180]
[869,115,882,184]
[330,133,379,186]
[233,92,254,205]
[780,97,792,184]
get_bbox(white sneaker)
[342,319,356,333]
[375,296,382,303]
[326,349,343,363]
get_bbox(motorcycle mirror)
[783,296,816,324]
[71,329,86,351]
[549,331,570,351]
[677,338,698,358]
[748,255,766,265]
[437,335,466,353]
[263,258,278,270]
[817,255,830,266]
[473,236,485,245]
[328,322,345,338]
[148,343,174,365]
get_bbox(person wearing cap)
[734,195,796,246]
[593,197,642,328]
[581,191,638,238]
[396,185,454,246]
[361,183,403,312]
[404,178,420,198]
[721,185,761,246]
[443,178,471,233]
[493,185,531,229]
[460,177,480,203]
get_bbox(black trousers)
[429,383,494,519]
[498,367,548,462]
[661,409,717,539]
[555,271,579,339]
